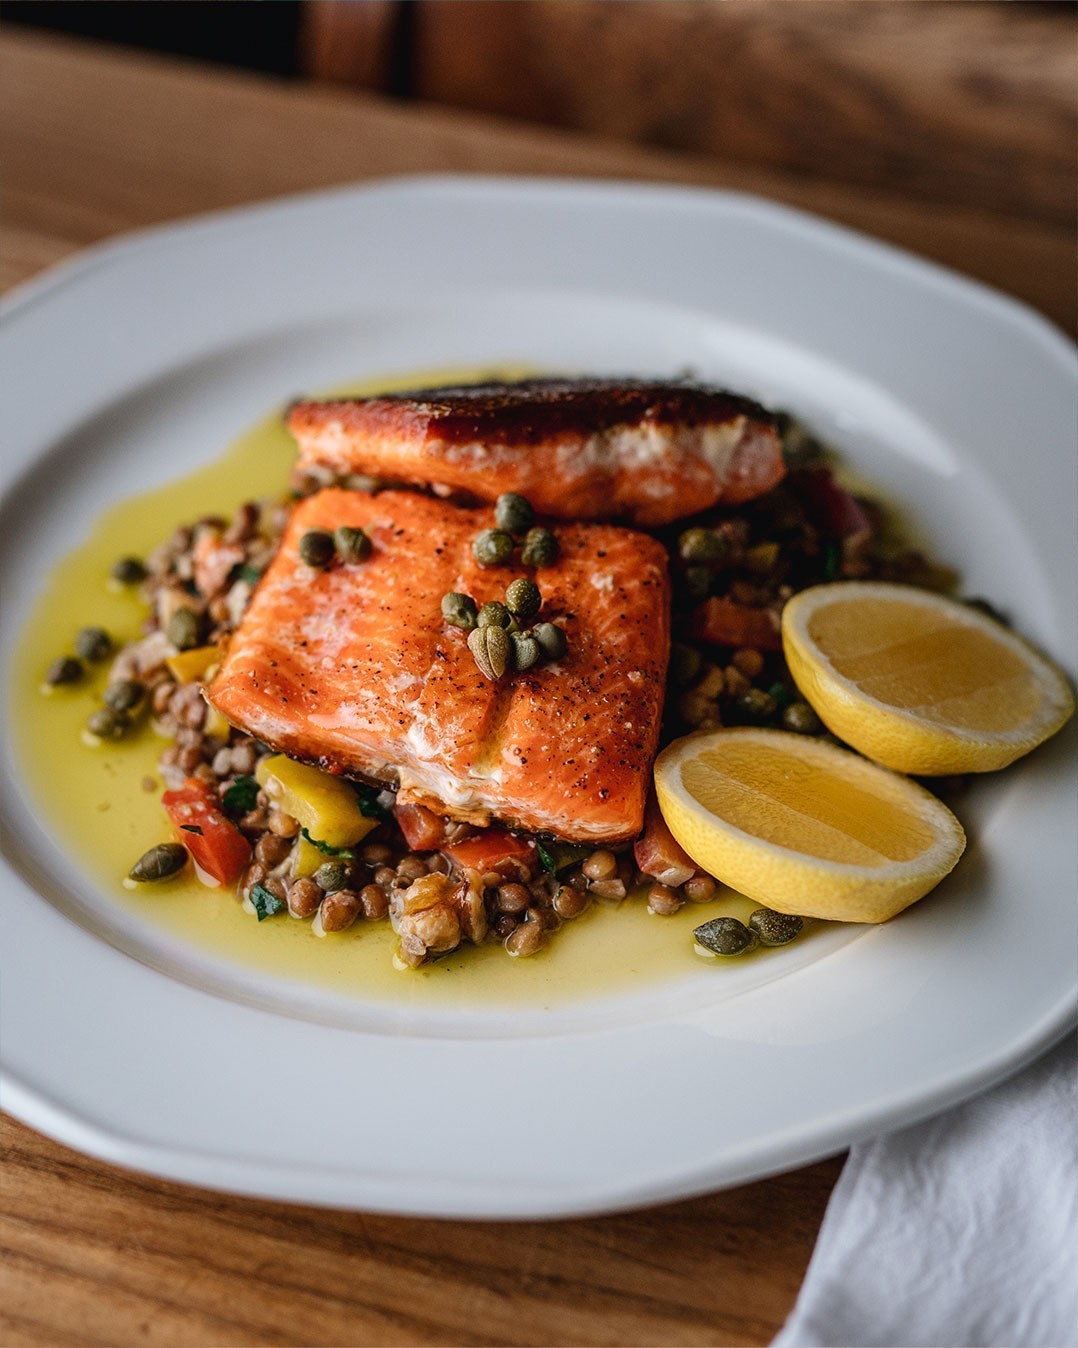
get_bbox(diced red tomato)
[795,467,873,541]
[634,794,697,887]
[690,596,782,651]
[442,827,536,874]
[394,802,451,851]
[162,777,252,887]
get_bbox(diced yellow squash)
[166,644,222,684]
[255,754,377,850]
[291,834,331,878]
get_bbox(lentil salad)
[45,404,961,970]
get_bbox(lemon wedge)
[654,728,965,923]
[782,582,1074,775]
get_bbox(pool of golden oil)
[10,369,762,1009]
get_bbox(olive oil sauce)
[11,373,755,1009]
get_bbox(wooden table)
[1,30,1072,1348]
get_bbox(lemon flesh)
[655,728,966,923]
[783,583,1074,774]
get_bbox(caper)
[693,916,758,957]
[669,642,702,687]
[678,527,725,564]
[87,707,130,740]
[494,493,535,535]
[103,679,144,713]
[505,577,542,623]
[683,566,711,599]
[128,842,188,882]
[520,527,558,568]
[532,622,568,662]
[748,908,804,946]
[468,624,511,680]
[167,607,203,651]
[473,529,515,567]
[734,687,778,722]
[74,626,113,662]
[313,859,353,893]
[45,656,83,687]
[299,529,335,568]
[333,525,371,563]
[441,592,478,630]
[477,600,511,629]
[111,556,147,585]
[783,701,822,735]
[510,632,541,672]
[768,681,794,709]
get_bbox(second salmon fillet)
[206,489,670,843]
[288,377,784,526]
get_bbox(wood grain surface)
[0,1116,843,1347]
[409,0,1078,225]
[1,29,1074,334]
[0,27,1073,1348]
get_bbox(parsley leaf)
[536,841,558,876]
[250,882,286,921]
[352,782,391,821]
[221,775,260,818]
[300,827,354,859]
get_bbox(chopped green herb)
[299,827,355,859]
[536,841,557,876]
[237,564,263,585]
[221,775,260,817]
[550,842,591,872]
[250,882,286,921]
[352,782,391,820]
[180,824,204,836]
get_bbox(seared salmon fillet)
[206,489,670,843]
[287,378,784,526]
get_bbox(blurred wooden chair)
[300,0,1077,225]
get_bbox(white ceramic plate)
[1,177,1075,1218]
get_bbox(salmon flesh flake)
[206,489,671,843]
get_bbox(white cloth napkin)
[774,1031,1078,1348]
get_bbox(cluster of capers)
[43,624,146,741]
[87,675,146,741]
[442,577,568,681]
[44,625,113,690]
[298,524,372,569]
[472,494,559,570]
[693,907,804,958]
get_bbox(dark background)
[3,2,303,75]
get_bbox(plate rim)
[2,173,1076,1217]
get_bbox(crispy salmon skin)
[288,377,784,526]
[206,489,670,843]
